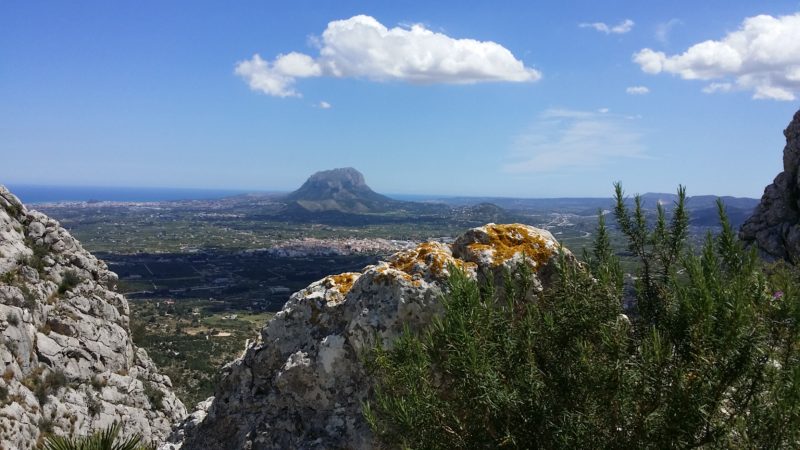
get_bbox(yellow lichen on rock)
[464,223,557,268]
[373,265,412,283]
[323,272,360,295]
[388,241,475,279]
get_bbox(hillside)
[0,186,185,449]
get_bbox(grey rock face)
[165,224,564,450]
[741,109,800,262]
[0,185,186,449]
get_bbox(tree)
[364,186,800,449]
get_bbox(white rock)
[0,185,187,450]
[171,223,565,450]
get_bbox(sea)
[5,185,259,204]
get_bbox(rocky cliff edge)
[0,186,186,449]
[740,109,800,262]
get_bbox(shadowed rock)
[740,109,800,262]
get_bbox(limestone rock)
[0,185,186,449]
[741,109,800,262]
[165,223,566,450]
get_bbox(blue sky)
[2,1,800,198]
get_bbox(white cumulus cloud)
[505,109,646,174]
[633,13,800,100]
[318,101,332,109]
[579,19,634,35]
[234,54,304,97]
[236,15,540,97]
[626,86,650,95]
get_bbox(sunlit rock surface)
[167,223,565,450]
[0,185,186,449]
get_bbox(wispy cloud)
[579,19,634,35]
[236,15,540,97]
[505,109,647,174]
[317,101,332,109]
[634,13,800,100]
[626,86,650,95]
[702,82,733,94]
[655,18,682,44]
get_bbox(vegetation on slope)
[129,299,271,407]
[43,422,153,450]
[365,185,800,449]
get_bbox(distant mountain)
[284,168,402,213]
[640,193,759,211]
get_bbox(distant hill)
[639,193,759,211]
[284,167,402,213]
[429,193,758,219]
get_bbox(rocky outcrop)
[741,109,800,262]
[165,224,565,450]
[0,186,186,449]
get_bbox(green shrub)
[142,381,164,411]
[58,270,81,295]
[6,312,19,327]
[364,186,800,449]
[20,284,37,309]
[0,271,15,285]
[3,202,22,218]
[87,394,103,417]
[42,422,154,450]
[22,239,50,274]
[38,417,54,434]
[34,369,68,405]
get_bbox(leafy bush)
[42,422,154,450]
[6,312,19,327]
[364,186,800,449]
[2,202,22,218]
[0,270,15,285]
[22,239,50,274]
[32,369,68,405]
[142,380,164,411]
[20,283,37,309]
[38,417,54,434]
[87,394,103,417]
[58,270,81,295]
